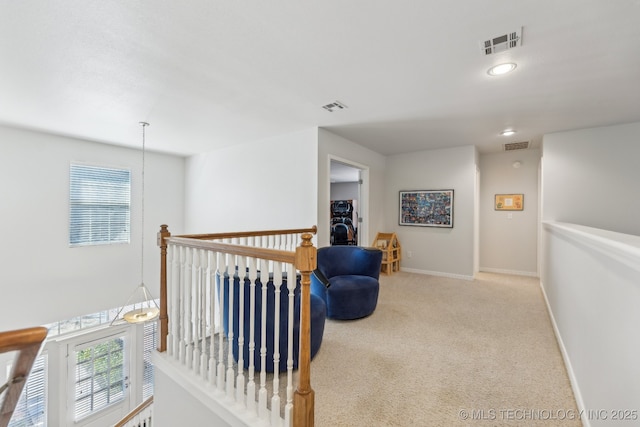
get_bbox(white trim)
[479,267,538,277]
[543,221,640,274]
[328,155,370,246]
[400,267,474,281]
[538,280,589,427]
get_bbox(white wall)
[330,182,358,201]
[318,129,386,248]
[542,223,640,427]
[385,145,477,278]
[184,128,318,233]
[0,125,184,331]
[541,122,640,426]
[542,122,640,235]
[479,149,540,276]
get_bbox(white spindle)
[235,256,246,404]
[284,262,296,425]
[185,247,193,369]
[216,252,225,393]
[247,257,258,414]
[171,244,181,359]
[246,257,258,415]
[208,250,218,386]
[271,261,283,426]
[225,253,235,400]
[193,248,201,374]
[258,259,269,420]
[199,249,208,378]
[166,244,175,357]
[178,246,187,364]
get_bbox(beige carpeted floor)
[310,272,582,427]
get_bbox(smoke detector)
[503,141,529,151]
[482,28,522,55]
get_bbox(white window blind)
[8,354,47,427]
[142,322,157,400]
[74,336,126,421]
[69,164,131,246]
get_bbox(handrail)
[0,326,48,427]
[167,237,296,264]
[173,226,317,241]
[113,396,153,427]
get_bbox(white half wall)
[184,128,318,234]
[479,149,540,276]
[0,125,185,331]
[318,129,386,248]
[385,146,477,278]
[542,222,640,427]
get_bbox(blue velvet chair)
[310,246,383,320]
[219,272,326,372]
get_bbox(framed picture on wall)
[399,190,454,227]
[494,194,524,211]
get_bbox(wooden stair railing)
[157,225,317,427]
[113,396,153,427]
[0,326,48,427]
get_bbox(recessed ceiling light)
[500,129,516,136]
[487,63,517,76]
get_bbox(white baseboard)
[400,267,474,281]
[538,280,589,427]
[479,267,539,277]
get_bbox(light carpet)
[310,272,581,427]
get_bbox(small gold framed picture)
[495,194,524,211]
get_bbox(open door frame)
[328,156,370,247]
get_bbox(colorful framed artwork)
[494,194,524,211]
[399,190,454,228]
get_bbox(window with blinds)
[8,354,47,427]
[142,322,157,400]
[69,164,131,247]
[73,336,126,421]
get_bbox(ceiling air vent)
[322,101,348,112]
[482,28,522,55]
[504,141,529,151]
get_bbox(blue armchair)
[219,272,326,372]
[310,246,383,320]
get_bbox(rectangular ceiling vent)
[482,28,522,55]
[504,141,529,151]
[322,101,348,112]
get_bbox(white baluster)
[166,244,175,357]
[216,252,225,393]
[171,244,181,359]
[284,263,296,425]
[226,253,236,400]
[246,257,258,415]
[235,256,246,405]
[208,250,218,386]
[271,261,283,427]
[185,247,193,369]
[193,248,201,375]
[258,259,269,420]
[200,249,208,378]
[178,246,187,364]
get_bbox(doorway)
[329,159,366,246]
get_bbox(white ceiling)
[2,1,640,157]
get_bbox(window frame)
[69,163,131,247]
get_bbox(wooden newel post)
[293,233,317,427]
[157,224,171,353]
